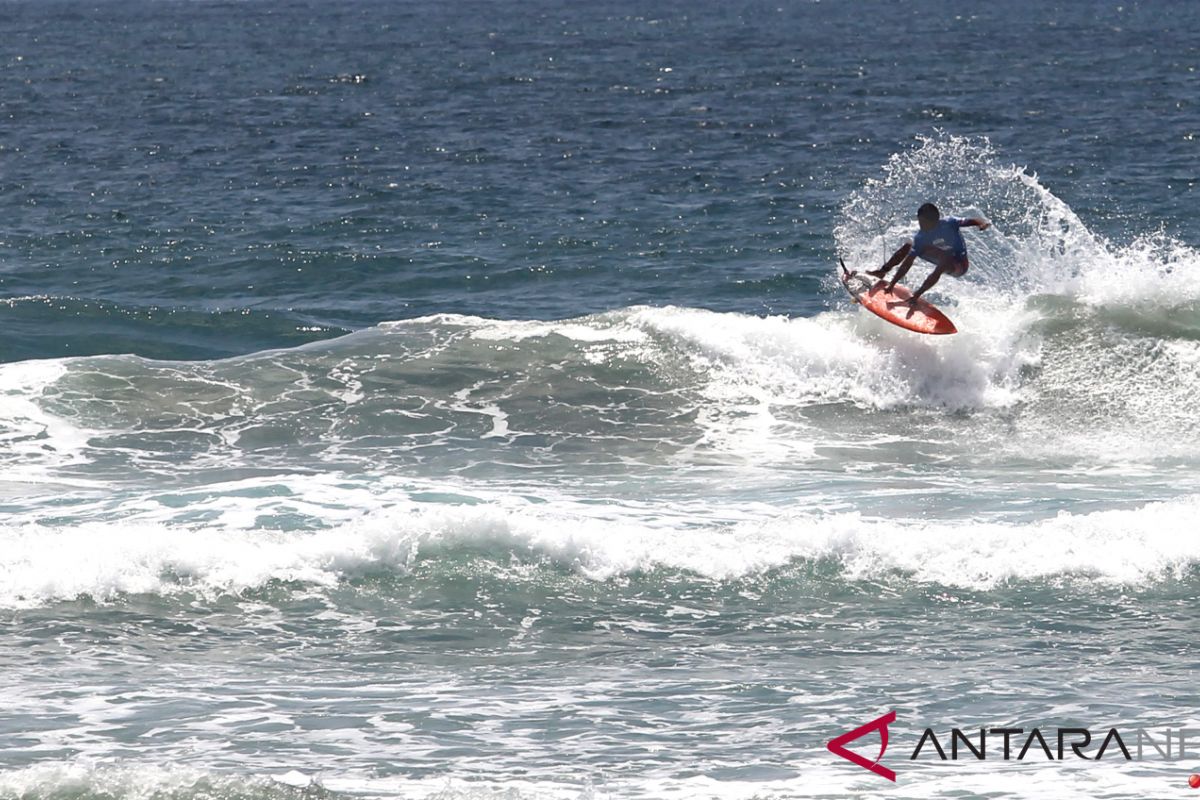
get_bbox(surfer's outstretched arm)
[959,218,991,230]
[867,243,911,278]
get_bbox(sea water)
[1,1,1199,798]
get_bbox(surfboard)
[838,259,957,335]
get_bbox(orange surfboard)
[839,260,957,335]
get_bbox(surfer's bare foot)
[866,268,888,278]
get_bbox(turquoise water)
[2,1,1200,798]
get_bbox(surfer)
[867,203,990,306]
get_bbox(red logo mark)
[827,710,897,782]
[1189,773,1200,789]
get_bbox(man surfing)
[868,203,990,307]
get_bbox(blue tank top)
[911,217,966,264]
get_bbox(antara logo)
[828,711,1200,783]
[826,710,897,782]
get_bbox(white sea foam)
[629,303,1039,413]
[0,359,94,478]
[0,759,1180,800]
[383,312,650,344]
[1,479,1196,608]
[0,762,314,800]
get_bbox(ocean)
[2,1,1199,798]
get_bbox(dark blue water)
[3,2,1200,799]
[3,0,1197,361]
